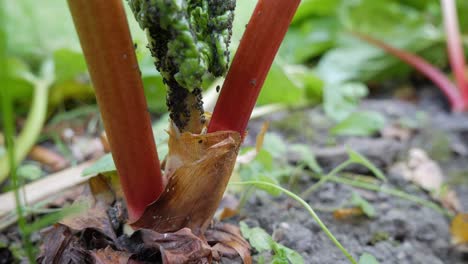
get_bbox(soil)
[237,87,468,263]
[1,86,468,264]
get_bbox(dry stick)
[67,0,164,221]
[208,0,301,134]
[353,31,465,112]
[0,161,93,218]
[441,0,468,108]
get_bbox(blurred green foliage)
[3,0,468,119]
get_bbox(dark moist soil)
[238,88,468,263]
[1,86,468,264]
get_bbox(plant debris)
[391,148,462,212]
[451,213,468,245]
[132,124,242,234]
[37,173,250,264]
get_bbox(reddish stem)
[68,0,164,220]
[354,31,465,111]
[441,0,468,109]
[208,0,301,134]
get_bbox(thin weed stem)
[312,174,452,218]
[1,78,36,262]
[301,160,352,198]
[231,181,359,264]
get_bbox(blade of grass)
[0,77,51,184]
[67,0,164,220]
[208,0,301,134]
[311,173,451,218]
[231,181,358,264]
[353,31,466,111]
[301,160,353,198]
[1,13,35,260]
[441,0,468,107]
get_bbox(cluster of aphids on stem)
[127,0,236,131]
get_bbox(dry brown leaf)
[37,224,93,264]
[132,126,241,234]
[91,246,132,264]
[61,200,116,240]
[60,175,119,240]
[451,213,468,245]
[133,228,213,263]
[205,223,252,264]
[216,194,240,221]
[28,145,69,171]
[39,175,251,263]
[333,207,365,220]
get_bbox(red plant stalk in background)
[441,0,468,108]
[354,32,467,111]
[354,0,468,112]
[208,0,302,134]
[68,0,164,221]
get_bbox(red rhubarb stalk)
[441,0,468,108]
[68,0,164,220]
[208,0,301,134]
[354,31,465,111]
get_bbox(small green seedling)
[349,192,376,218]
[358,253,380,264]
[240,222,304,264]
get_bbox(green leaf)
[255,149,274,170]
[2,58,34,110]
[82,154,116,177]
[4,0,81,58]
[323,82,368,121]
[282,18,339,63]
[331,111,386,136]
[52,49,87,83]
[49,49,92,107]
[339,0,427,39]
[274,244,305,264]
[239,222,273,252]
[143,75,167,113]
[262,133,287,159]
[350,192,376,218]
[16,163,42,181]
[347,148,387,181]
[271,257,289,264]
[240,221,304,264]
[258,62,306,106]
[359,253,380,264]
[289,144,323,174]
[293,0,341,23]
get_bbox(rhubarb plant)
[64,0,300,255]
